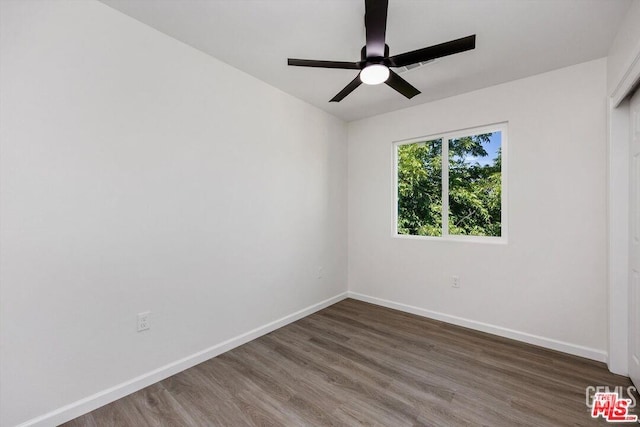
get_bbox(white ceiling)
[100,0,631,122]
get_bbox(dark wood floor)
[64,299,638,426]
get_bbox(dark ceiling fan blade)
[385,70,420,99]
[364,0,388,58]
[288,58,362,69]
[387,35,476,68]
[330,74,363,102]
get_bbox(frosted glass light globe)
[360,64,390,85]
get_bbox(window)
[394,123,507,242]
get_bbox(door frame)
[608,44,640,375]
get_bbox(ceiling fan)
[287,0,476,102]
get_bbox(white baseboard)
[17,292,348,427]
[347,291,608,363]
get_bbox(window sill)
[392,233,508,245]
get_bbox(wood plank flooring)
[63,299,638,426]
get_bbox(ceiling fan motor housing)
[361,44,390,66]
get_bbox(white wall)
[0,1,347,426]
[348,58,608,359]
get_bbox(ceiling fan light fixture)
[287,0,476,102]
[360,64,390,85]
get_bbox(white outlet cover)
[137,311,150,332]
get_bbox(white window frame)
[392,122,508,244]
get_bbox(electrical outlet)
[137,311,150,332]
[317,266,323,279]
[452,276,460,288]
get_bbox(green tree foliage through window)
[397,139,443,236]
[397,130,503,238]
